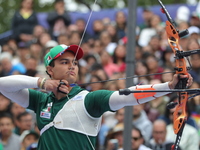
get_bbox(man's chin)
[66,78,76,84]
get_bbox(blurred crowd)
[0,0,200,150]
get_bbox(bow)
[119,2,200,149]
[158,1,189,149]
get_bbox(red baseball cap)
[44,44,84,67]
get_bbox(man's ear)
[46,66,53,77]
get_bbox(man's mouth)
[67,71,75,76]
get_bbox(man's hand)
[38,78,70,94]
[168,74,193,89]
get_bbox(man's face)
[22,134,38,149]
[153,123,166,144]
[0,95,10,112]
[0,117,14,137]
[11,103,26,118]
[47,51,79,84]
[1,58,12,73]
[19,114,33,131]
[131,129,143,150]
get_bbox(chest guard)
[40,90,102,136]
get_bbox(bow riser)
[165,16,189,150]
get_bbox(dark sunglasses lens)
[132,137,140,141]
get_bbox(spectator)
[93,39,104,55]
[38,32,52,48]
[90,63,109,81]
[27,25,47,46]
[159,94,198,129]
[24,56,39,77]
[97,116,110,150]
[57,33,70,45]
[88,75,104,91]
[148,79,168,116]
[10,102,26,127]
[92,20,105,39]
[138,14,164,47]
[47,0,71,40]
[11,0,38,43]
[188,81,200,114]
[145,54,164,80]
[134,60,150,85]
[16,42,31,68]
[1,42,17,59]
[161,47,175,70]
[0,93,11,114]
[99,31,117,56]
[139,6,154,30]
[175,6,190,24]
[105,23,119,43]
[132,105,153,143]
[0,52,26,76]
[177,21,190,51]
[44,40,58,55]
[131,126,152,150]
[99,50,119,77]
[189,54,200,84]
[112,45,126,73]
[188,26,200,41]
[6,38,18,54]
[186,38,200,51]
[115,11,127,39]
[14,111,34,136]
[75,18,92,43]
[68,31,81,45]
[80,41,93,57]
[20,130,39,150]
[0,113,21,150]
[32,25,47,42]
[149,119,182,150]
[148,35,162,59]
[29,42,43,65]
[161,68,174,83]
[189,11,200,28]
[105,123,124,150]
[166,107,199,150]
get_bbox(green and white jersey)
[28,86,114,150]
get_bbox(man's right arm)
[0,75,40,107]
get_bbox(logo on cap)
[47,56,52,62]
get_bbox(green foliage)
[75,0,187,9]
[0,0,187,33]
[137,0,187,6]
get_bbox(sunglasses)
[170,112,181,115]
[132,137,141,141]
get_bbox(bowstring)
[67,95,96,150]
[67,0,98,149]
[72,0,99,62]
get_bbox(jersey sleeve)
[84,90,115,118]
[28,89,47,113]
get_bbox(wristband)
[40,78,46,89]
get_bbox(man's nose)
[69,62,75,69]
